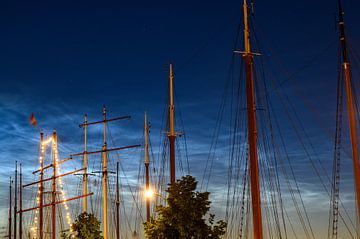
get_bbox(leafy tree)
[62,212,103,239]
[144,175,227,239]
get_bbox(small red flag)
[29,113,38,127]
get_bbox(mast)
[116,161,120,239]
[39,132,44,239]
[144,112,150,222]
[242,0,263,238]
[168,64,176,184]
[76,107,138,239]
[14,161,18,239]
[8,177,12,239]
[19,163,22,239]
[102,105,108,239]
[51,131,57,239]
[337,0,360,222]
[83,114,88,213]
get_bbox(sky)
[0,0,360,238]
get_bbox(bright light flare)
[144,189,154,199]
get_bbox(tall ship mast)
[241,0,263,238]
[168,63,177,184]
[337,0,360,221]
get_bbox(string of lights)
[31,134,74,238]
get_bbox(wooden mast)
[76,107,139,239]
[83,114,88,214]
[102,105,108,239]
[19,163,22,239]
[144,112,151,222]
[337,0,360,223]
[51,131,57,239]
[39,131,44,239]
[14,161,18,239]
[116,161,120,239]
[168,64,176,184]
[8,177,12,239]
[242,0,263,238]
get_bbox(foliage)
[62,212,103,239]
[144,175,227,239]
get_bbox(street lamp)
[144,189,154,199]
[144,189,166,200]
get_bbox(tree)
[144,175,227,239]
[62,212,103,239]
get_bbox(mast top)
[169,63,175,137]
[144,111,149,164]
[337,0,349,63]
[243,0,251,54]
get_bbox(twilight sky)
[0,0,360,238]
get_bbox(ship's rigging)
[201,0,360,238]
[3,0,360,238]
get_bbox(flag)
[29,113,38,127]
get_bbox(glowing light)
[52,134,74,235]
[144,189,154,199]
[42,137,53,146]
[33,133,74,238]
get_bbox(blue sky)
[1,0,360,238]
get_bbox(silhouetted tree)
[62,212,103,239]
[144,175,227,239]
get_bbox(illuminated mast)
[19,163,23,239]
[76,107,139,239]
[337,0,360,222]
[51,131,57,239]
[39,132,44,239]
[14,161,18,239]
[144,112,151,221]
[8,177,12,239]
[168,64,176,184]
[83,114,88,213]
[102,106,108,239]
[241,0,263,237]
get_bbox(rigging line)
[280,44,358,167]
[173,87,190,175]
[267,93,314,239]
[258,131,283,239]
[107,133,145,225]
[258,54,289,238]
[244,179,251,239]
[284,205,299,239]
[278,71,359,236]
[225,59,245,223]
[201,14,244,190]
[157,89,169,193]
[200,59,232,190]
[238,152,249,238]
[120,181,134,239]
[328,46,344,239]
[254,57,285,238]
[250,17,337,99]
[176,5,243,72]
[175,137,184,175]
[273,83,356,238]
[256,26,356,235]
[252,15,314,238]
[225,130,247,233]
[259,124,282,239]
[135,149,145,228]
[269,43,358,235]
[227,69,242,193]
